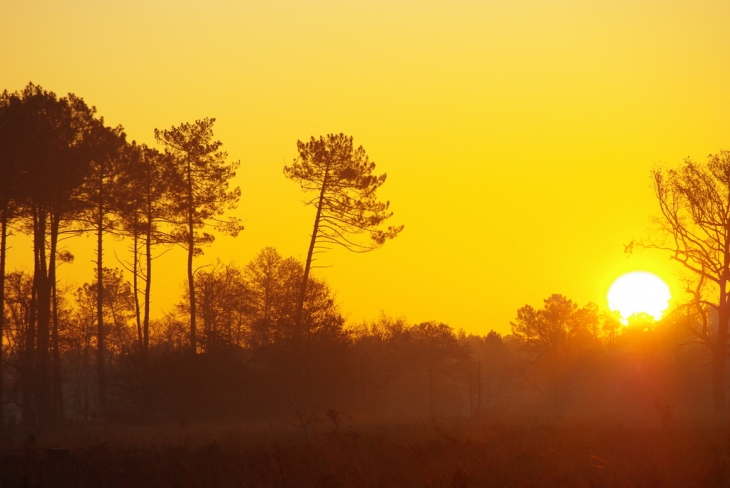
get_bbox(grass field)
[2,412,730,488]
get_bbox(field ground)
[2,413,730,487]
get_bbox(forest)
[0,83,728,487]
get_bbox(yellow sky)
[2,0,729,334]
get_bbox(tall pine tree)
[155,118,242,354]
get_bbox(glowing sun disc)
[607,271,671,322]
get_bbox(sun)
[607,271,671,322]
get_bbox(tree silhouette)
[155,118,243,354]
[78,268,136,359]
[245,247,301,344]
[78,116,126,418]
[3,83,119,426]
[173,260,251,352]
[510,294,605,408]
[633,150,730,413]
[284,134,403,330]
[117,142,173,354]
[0,90,23,430]
[116,143,144,349]
[12,84,82,425]
[511,294,600,357]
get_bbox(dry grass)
[2,414,730,487]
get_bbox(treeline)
[0,83,716,429]
[0,84,242,427]
[3,255,708,425]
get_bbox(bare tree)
[633,150,730,413]
[284,134,403,330]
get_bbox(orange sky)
[2,0,730,335]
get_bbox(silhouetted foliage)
[245,247,301,345]
[77,110,126,420]
[284,133,403,329]
[0,89,22,431]
[511,294,602,357]
[155,118,243,354]
[0,82,724,434]
[632,150,730,413]
[178,261,252,351]
[128,249,348,421]
[117,142,173,353]
[1,83,124,426]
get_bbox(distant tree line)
[0,82,724,428]
[0,83,409,427]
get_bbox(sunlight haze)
[2,0,729,334]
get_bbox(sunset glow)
[1,1,728,334]
[4,1,730,479]
[607,271,671,322]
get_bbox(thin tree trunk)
[50,213,63,421]
[51,269,63,420]
[83,329,90,422]
[295,165,330,332]
[712,345,726,413]
[23,227,38,427]
[712,249,730,414]
[96,171,107,418]
[24,291,37,427]
[0,208,7,431]
[713,303,728,413]
[35,208,52,427]
[188,230,195,353]
[132,226,142,350]
[142,158,156,356]
[187,156,196,354]
[144,220,151,354]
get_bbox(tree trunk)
[188,232,195,353]
[23,266,37,428]
[713,304,729,413]
[50,213,63,421]
[132,226,142,350]
[34,208,52,427]
[187,156,196,354]
[712,345,726,413]
[51,277,63,420]
[144,219,151,354]
[0,208,7,431]
[295,165,330,332]
[96,173,107,418]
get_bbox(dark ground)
[1,414,729,488]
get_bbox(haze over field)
[2,0,730,334]
[7,4,730,487]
